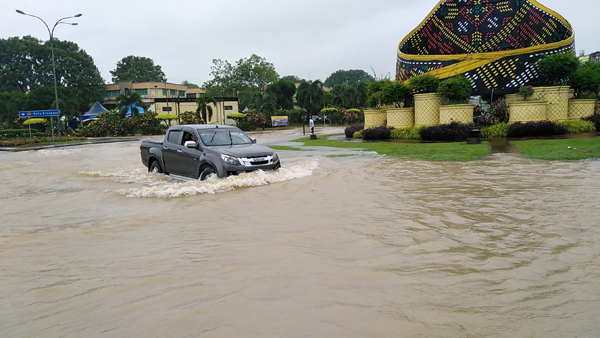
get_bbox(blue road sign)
[19,110,60,117]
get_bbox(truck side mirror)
[251,138,257,143]
[184,141,197,148]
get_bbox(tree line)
[0,35,376,123]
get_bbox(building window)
[135,89,148,96]
[179,91,186,97]
[162,89,167,96]
[186,93,197,99]
[170,89,177,97]
[104,90,120,98]
[162,107,172,112]
[224,106,233,110]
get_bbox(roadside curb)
[0,138,141,152]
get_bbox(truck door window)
[167,130,181,144]
[181,131,196,145]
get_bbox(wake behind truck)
[140,124,280,180]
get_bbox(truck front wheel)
[149,161,163,174]
[199,167,217,181]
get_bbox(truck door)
[177,130,201,178]
[162,129,182,174]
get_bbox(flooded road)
[1,127,600,337]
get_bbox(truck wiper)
[209,133,216,146]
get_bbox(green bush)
[437,75,473,103]
[390,126,423,140]
[362,126,392,141]
[367,80,392,109]
[353,131,362,139]
[180,111,201,124]
[557,120,596,133]
[480,123,510,138]
[583,114,600,131]
[409,74,440,94]
[381,82,409,108]
[571,62,600,98]
[536,52,580,86]
[507,121,567,138]
[344,125,364,138]
[420,122,472,141]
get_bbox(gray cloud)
[2,0,597,85]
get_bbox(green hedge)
[557,120,596,133]
[390,126,423,140]
[480,123,510,138]
[0,129,44,139]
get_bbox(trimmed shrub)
[345,125,364,138]
[381,82,409,108]
[390,126,423,140]
[571,62,600,98]
[507,121,568,138]
[583,114,600,131]
[480,123,510,138]
[536,52,580,86]
[353,131,363,139]
[362,126,392,141]
[419,122,472,141]
[409,74,440,94]
[557,120,596,134]
[437,75,473,103]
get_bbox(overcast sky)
[1,0,598,86]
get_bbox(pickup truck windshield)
[198,130,254,146]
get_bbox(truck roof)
[169,124,238,130]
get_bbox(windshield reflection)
[197,130,253,146]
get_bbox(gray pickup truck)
[140,124,280,180]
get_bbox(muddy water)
[1,127,600,337]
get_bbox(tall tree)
[331,83,359,108]
[297,80,324,116]
[0,91,28,122]
[324,69,375,88]
[203,59,237,97]
[203,54,279,109]
[265,79,296,109]
[196,96,217,123]
[0,36,105,113]
[281,75,304,83]
[182,80,200,89]
[110,55,167,83]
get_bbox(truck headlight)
[221,154,240,165]
[272,152,279,162]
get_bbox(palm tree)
[332,83,359,108]
[116,91,145,118]
[297,80,324,117]
[196,96,217,124]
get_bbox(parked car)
[140,125,280,180]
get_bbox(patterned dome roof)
[397,0,574,95]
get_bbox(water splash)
[82,159,319,198]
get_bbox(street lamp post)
[16,10,82,141]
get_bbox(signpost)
[19,110,59,143]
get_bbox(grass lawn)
[512,137,600,160]
[290,134,491,161]
[269,145,312,151]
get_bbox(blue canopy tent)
[82,101,109,121]
[121,103,145,118]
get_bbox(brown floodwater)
[1,127,600,337]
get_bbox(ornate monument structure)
[397,0,574,96]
